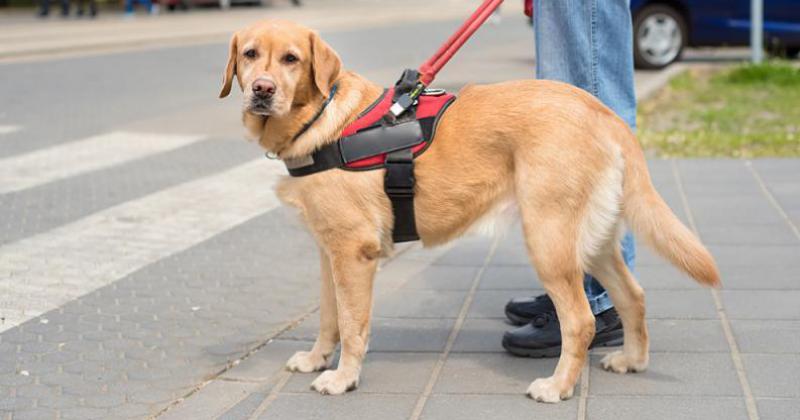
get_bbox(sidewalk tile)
[421,394,576,420]
[697,225,798,246]
[635,247,663,266]
[374,290,468,318]
[756,398,800,420]
[369,318,456,352]
[219,391,269,420]
[730,320,800,353]
[634,265,698,290]
[432,238,493,267]
[709,245,800,268]
[647,319,729,352]
[467,290,531,319]
[722,291,800,320]
[480,266,542,290]
[222,340,308,382]
[687,196,783,226]
[451,318,509,353]
[682,182,764,197]
[586,396,748,420]
[276,315,319,342]
[158,379,260,420]
[397,266,479,291]
[434,353,559,395]
[588,353,741,397]
[281,317,455,353]
[258,394,416,420]
[714,265,800,290]
[489,244,529,266]
[282,352,438,394]
[645,290,718,319]
[751,159,800,181]
[741,354,800,398]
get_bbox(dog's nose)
[252,79,276,98]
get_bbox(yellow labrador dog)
[219,19,720,402]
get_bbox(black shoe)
[505,293,556,326]
[502,307,624,358]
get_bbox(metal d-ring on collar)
[264,84,339,161]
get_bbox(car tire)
[633,4,687,69]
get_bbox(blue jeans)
[125,0,152,13]
[39,0,69,15]
[534,0,637,314]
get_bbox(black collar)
[290,83,339,143]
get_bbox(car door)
[690,0,751,46]
[765,0,800,45]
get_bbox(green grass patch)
[637,62,800,157]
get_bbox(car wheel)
[633,4,687,69]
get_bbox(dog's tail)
[620,134,720,287]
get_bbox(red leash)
[418,0,505,86]
[387,0,504,119]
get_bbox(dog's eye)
[244,49,257,59]
[282,53,299,64]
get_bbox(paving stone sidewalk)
[163,159,800,420]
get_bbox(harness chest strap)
[282,88,456,243]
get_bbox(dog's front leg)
[310,239,379,395]
[287,248,339,373]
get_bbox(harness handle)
[418,0,505,86]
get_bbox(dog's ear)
[219,33,238,99]
[309,31,341,98]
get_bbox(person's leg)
[537,0,637,304]
[59,0,70,16]
[504,0,637,356]
[39,0,51,16]
[586,233,636,314]
[125,0,134,14]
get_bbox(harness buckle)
[384,149,415,197]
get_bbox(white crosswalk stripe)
[0,125,21,135]
[0,131,205,194]
[0,159,285,332]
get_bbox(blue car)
[631,0,800,68]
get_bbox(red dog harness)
[284,83,455,243]
[280,0,504,242]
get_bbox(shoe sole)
[502,329,624,358]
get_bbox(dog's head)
[219,19,341,119]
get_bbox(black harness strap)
[384,148,418,242]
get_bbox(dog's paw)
[310,369,359,395]
[526,376,574,403]
[600,350,648,374]
[286,351,330,373]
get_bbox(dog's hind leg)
[309,236,380,395]
[286,247,339,373]
[586,239,649,373]
[519,213,595,403]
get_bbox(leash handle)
[418,0,504,86]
